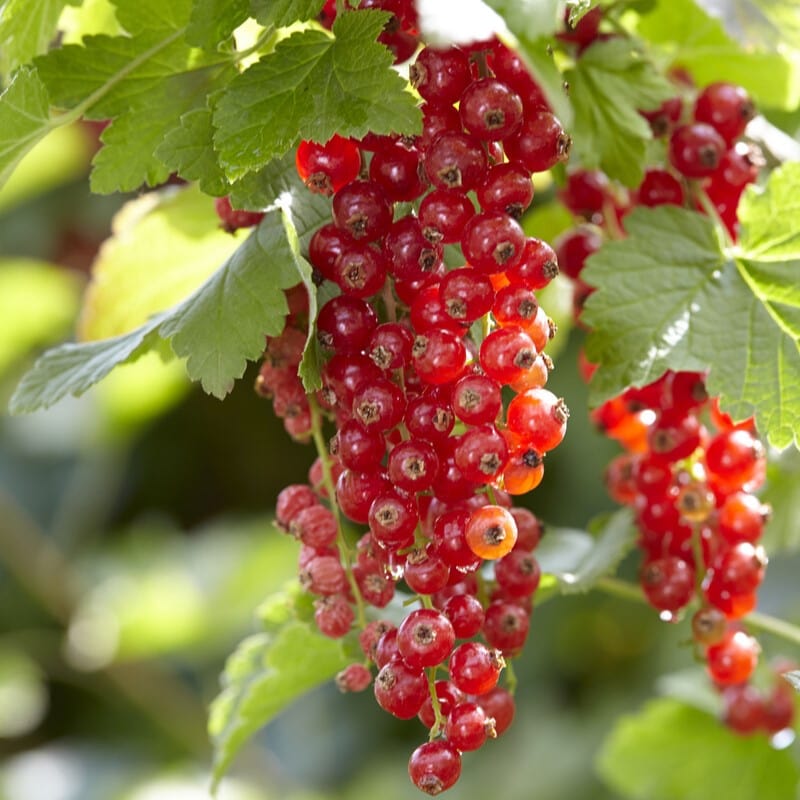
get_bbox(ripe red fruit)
[668,123,726,178]
[397,608,456,669]
[506,387,569,453]
[504,111,571,173]
[446,701,496,751]
[449,641,505,695]
[694,82,755,144]
[465,505,518,560]
[374,656,429,718]
[640,556,695,613]
[295,135,361,195]
[408,740,462,795]
[214,196,264,232]
[706,630,760,686]
[459,78,524,140]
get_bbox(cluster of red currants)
[221,18,572,794]
[595,370,794,738]
[546,59,793,738]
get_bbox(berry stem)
[691,521,706,596]
[308,394,367,629]
[426,665,446,739]
[593,577,800,648]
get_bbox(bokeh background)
[2,55,800,800]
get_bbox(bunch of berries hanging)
[549,61,795,740]
[217,5,572,792]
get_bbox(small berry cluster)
[252,287,317,441]
[593,371,793,736]
[222,22,572,795]
[543,35,792,736]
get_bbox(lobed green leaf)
[155,106,230,196]
[565,38,674,186]
[208,620,350,790]
[185,0,249,50]
[213,10,421,181]
[581,198,800,450]
[634,0,800,110]
[78,185,246,341]
[597,699,799,800]
[0,67,54,192]
[249,0,325,28]
[110,0,193,34]
[9,163,331,412]
[0,0,74,79]
[35,32,234,193]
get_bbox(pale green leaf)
[695,0,800,52]
[597,699,799,800]
[154,107,230,196]
[209,621,349,788]
[738,161,800,261]
[535,509,637,598]
[633,0,800,109]
[185,0,249,50]
[249,0,324,28]
[581,204,800,450]
[8,153,331,411]
[0,67,54,192]
[565,38,674,186]
[566,0,591,25]
[213,10,420,180]
[78,185,246,341]
[482,0,561,39]
[8,315,166,414]
[0,0,73,78]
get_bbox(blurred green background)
[1,116,800,800]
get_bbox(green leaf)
[566,0,591,25]
[185,0,249,50]
[155,107,230,195]
[250,0,325,28]
[514,35,573,127]
[535,509,637,599]
[9,171,330,411]
[633,0,800,110]
[0,0,74,78]
[565,38,674,186]
[597,699,799,800]
[482,0,561,39]
[581,203,800,450]
[697,0,800,53]
[0,67,54,192]
[208,621,349,789]
[110,0,193,34]
[78,185,246,341]
[213,10,420,181]
[35,32,234,192]
[8,315,167,414]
